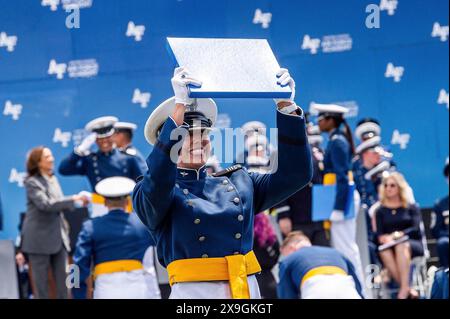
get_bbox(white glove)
[329,210,345,222]
[78,191,92,202]
[171,67,203,106]
[75,133,97,156]
[274,68,296,105]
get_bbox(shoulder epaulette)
[212,164,243,177]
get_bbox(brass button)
[227,186,234,192]
[199,236,206,242]
[222,180,229,185]
[202,254,209,258]
[237,215,244,222]
[194,218,201,225]
[233,197,240,204]
[235,233,242,239]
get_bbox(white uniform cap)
[94,177,136,198]
[85,116,119,138]
[364,161,391,180]
[144,97,217,145]
[310,103,349,118]
[114,122,138,131]
[355,122,381,141]
[241,121,267,136]
[355,136,382,155]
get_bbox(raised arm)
[58,151,88,176]
[58,134,96,176]
[132,118,185,231]
[250,69,313,213]
[133,67,199,231]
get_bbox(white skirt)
[301,274,362,299]
[169,275,261,299]
[94,269,157,299]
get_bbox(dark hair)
[116,129,133,141]
[330,116,355,155]
[26,146,45,177]
[357,117,380,127]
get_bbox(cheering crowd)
[8,68,449,299]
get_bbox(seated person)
[431,158,449,268]
[372,172,423,299]
[277,231,363,299]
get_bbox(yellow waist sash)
[167,251,262,299]
[93,260,143,279]
[301,266,347,287]
[91,193,133,213]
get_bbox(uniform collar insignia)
[177,166,207,181]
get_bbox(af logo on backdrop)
[3,101,23,121]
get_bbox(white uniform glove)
[329,210,345,222]
[171,67,203,106]
[75,133,97,156]
[274,68,296,105]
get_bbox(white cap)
[355,136,382,155]
[114,122,138,131]
[241,121,267,136]
[94,177,136,198]
[364,161,391,180]
[355,121,381,141]
[144,97,217,145]
[310,103,349,119]
[85,116,119,138]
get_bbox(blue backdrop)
[0,0,448,240]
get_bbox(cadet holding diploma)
[133,67,312,299]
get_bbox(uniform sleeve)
[25,178,75,213]
[343,255,365,299]
[329,138,350,211]
[277,261,299,299]
[58,151,88,176]
[250,110,313,213]
[132,118,187,231]
[72,220,94,299]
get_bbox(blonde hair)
[281,231,311,249]
[379,172,410,208]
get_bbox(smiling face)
[96,136,114,153]
[384,176,400,199]
[38,148,55,174]
[178,129,211,170]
